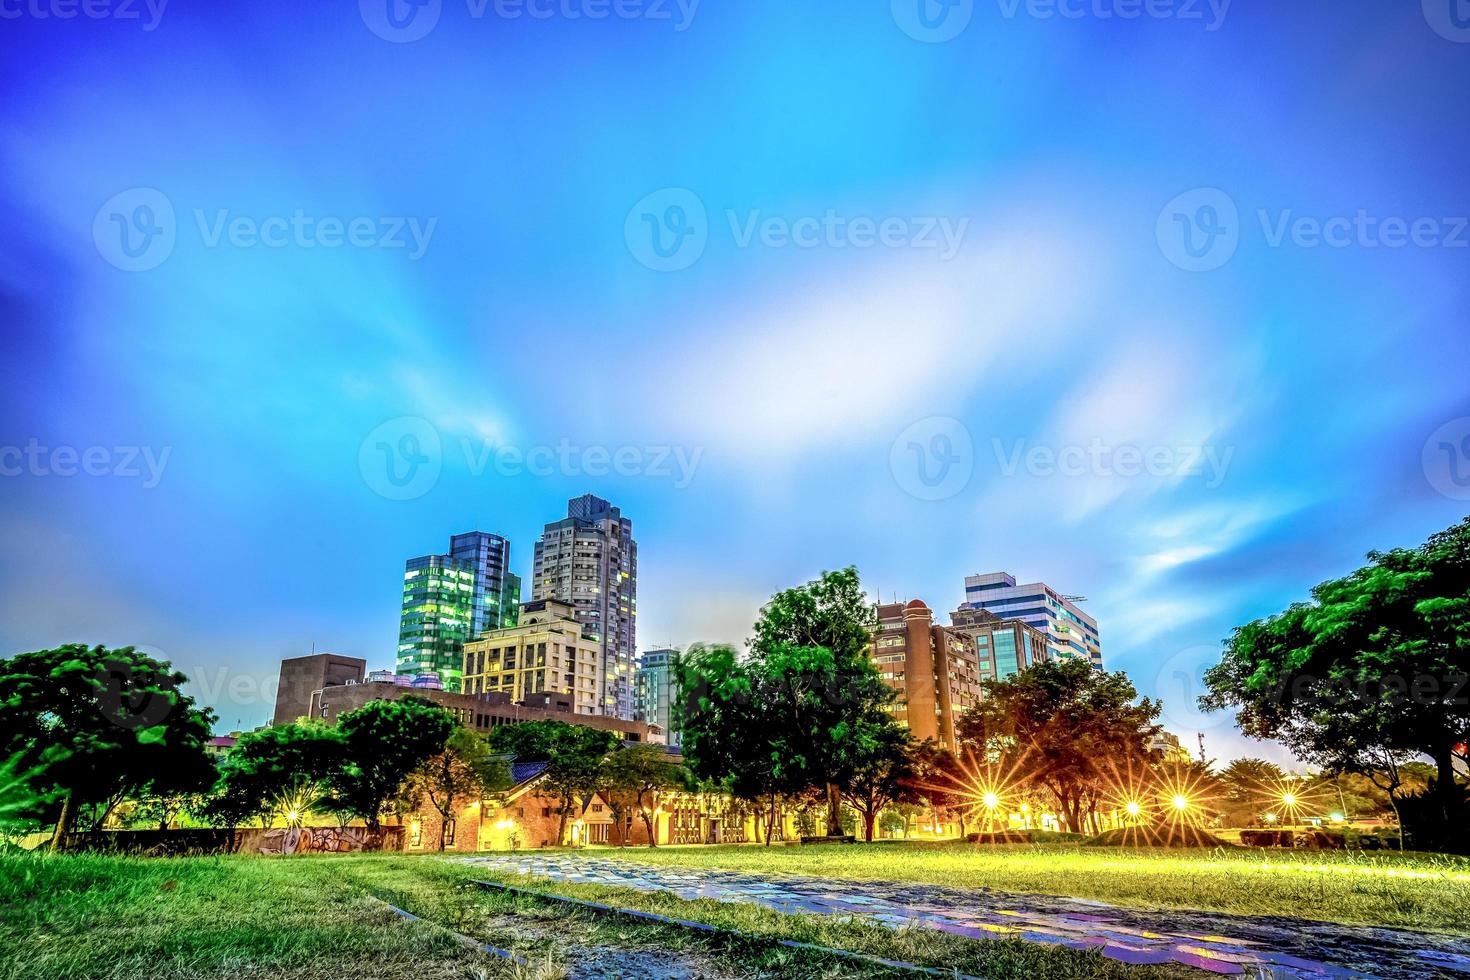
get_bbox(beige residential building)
[461,599,601,714]
[871,599,983,749]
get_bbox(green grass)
[0,851,1195,980]
[566,840,1470,935]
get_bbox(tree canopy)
[328,696,455,832]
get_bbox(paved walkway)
[455,854,1470,979]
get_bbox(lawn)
[574,840,1470,935]
[0,850,1197,980]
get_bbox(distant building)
[871,600,982,749]
[949,607,1052,682]
[397,553,477,691]
[634,648,681,751]
[449,531,522,635]
[273,652,369,725]
[461,599,601,715]
[271,654,654,744]
[1149,730,1196,764]
[531,495,637,718]
[959,572,1102,667]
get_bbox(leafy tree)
[1216,758,1288,826]
[959,659,1160,834]
[675,644,804,844]
[409,727,507,851]
[1202,517,1470,835]
[212,722,345,828]
[0,644,217,847]
[906,740,974,837]
[329,697,455,834]
[841,724,915,842]
[749,567,885,834]
[599,743,682,847]
[489,720,618,846]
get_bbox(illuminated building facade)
[948,606,1052,682]
[449,531,522,636]
[634,648,681,750]
[871,599,982,749]
[959,571,1102,667]
[531,495,637,718]
[396,554,476,691]
[461,599,601,714]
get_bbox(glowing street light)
[1172,794,1190,812]
[982,791,1001,811]
[1125,801,1142,818]
[1281,792,1298,808]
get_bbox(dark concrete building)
[273,652,369,726]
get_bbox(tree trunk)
[826,783,842,836]
[764,793,776,847]
[556,802,569,847]
[642,811,657,847]
[1433,746,1459,826]
[437,804,449,851]
[49,792,74,852]
[863,808,876,842]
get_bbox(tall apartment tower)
[531,494,638,718]
[870,600,982,749]
[397,554,476,691]
[449,531,522,635]
[634,648,680,749]
[959,572,1102,667]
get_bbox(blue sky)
[1,0,1467,766]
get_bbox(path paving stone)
[453,854,1470,979]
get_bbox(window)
[409,822,423,848]
[444,819,456,846]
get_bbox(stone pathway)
[455,854,1470,979]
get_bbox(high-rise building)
[959,572,1102,667]
[949,606,1052,682]
[397,554,476,691]
[449,531,522,635]
[461,599,601,714]
[531,494,638,718]
[634,648,681,750]
[273,652,368,725]
[870,600,982,749]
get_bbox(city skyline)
[1,1,1467,770]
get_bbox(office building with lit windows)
[461,599,601,714]
[449,531,522,635]
[634,648,681,750]
[870,599,982,749]
[396,554,476,691]
[949,606,1052,682]
[531,495,637,718]
[959,571,1102,667]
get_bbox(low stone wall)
[61,825,404,856]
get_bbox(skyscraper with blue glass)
[957,572,1102,668]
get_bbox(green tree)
[328,697,455,834]
[748,567,893,835]
[959,659,1160,834]
[1202,517,1470,834]
[1216,758,1288,826]
[0,644,217,848]
[212,722,345,828]
[410,727,507,851]
[841,723,915,842]
[489,720,618,846]
[599,743,683,846]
